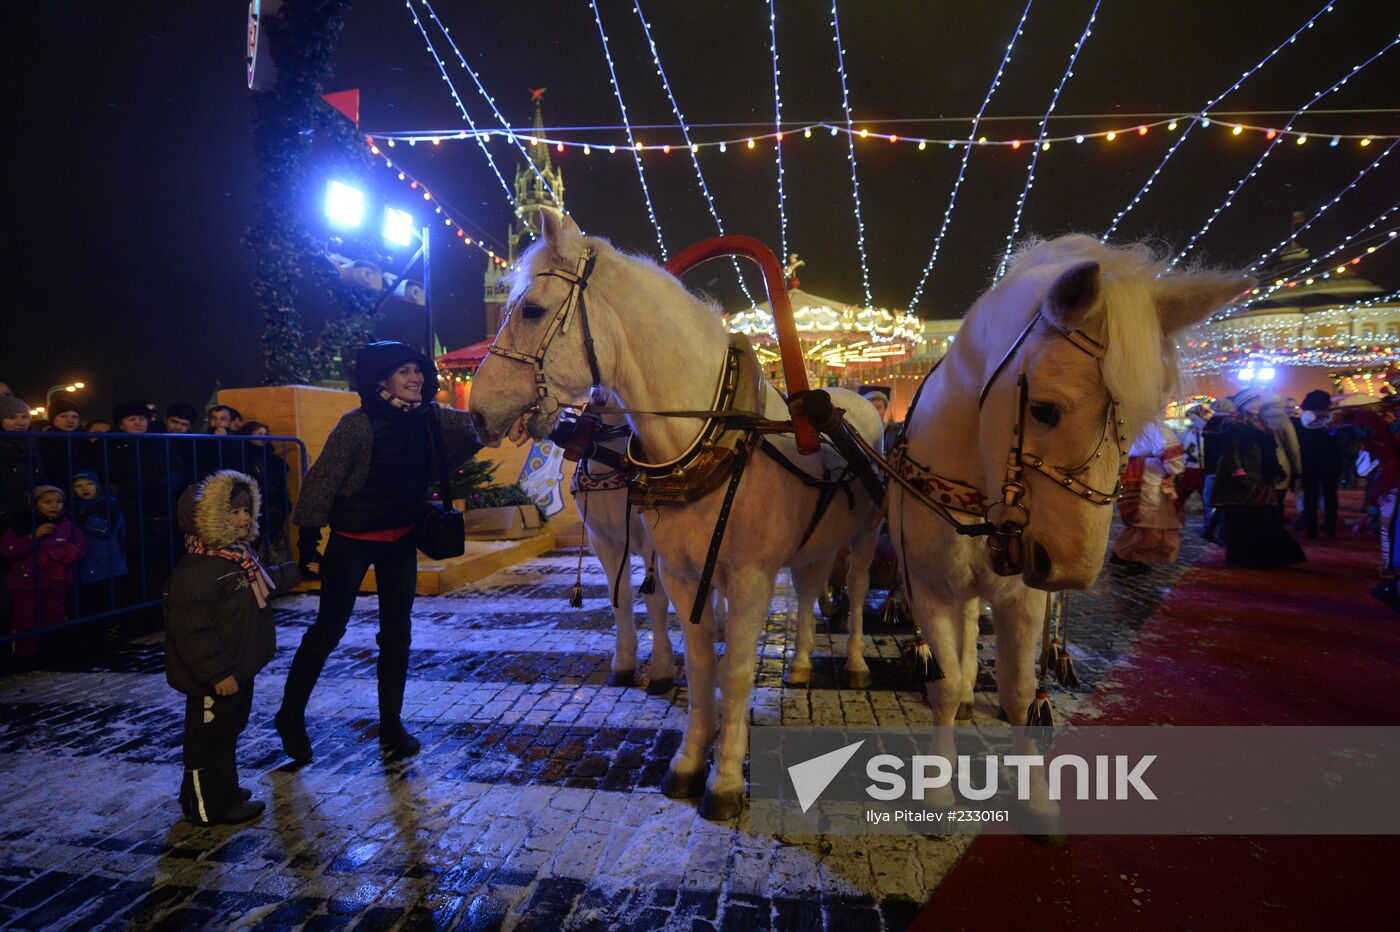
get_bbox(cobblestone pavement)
[0,527,1200,931]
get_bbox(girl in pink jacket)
[3,485,86,657]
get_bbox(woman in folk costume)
[1175,403,1211,511]
[1110,420,1186,573]
[1210,388,1306,570]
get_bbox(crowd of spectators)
[0,382,295,660]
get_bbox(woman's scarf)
[184,536,275,608]
[377,387,422,412]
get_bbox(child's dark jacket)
[164,471,299,696]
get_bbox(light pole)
[44,381,86,411]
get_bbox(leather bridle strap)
[486,249,601,405]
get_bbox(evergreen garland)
[245,0,388,386]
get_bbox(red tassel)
[910,636,943,684]
[1024,690,1054,727]
[639,568,656,595]
[1055,648,1079,688]
[569,581,584,609]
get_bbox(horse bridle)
[486,248,602,424]
[977,310,1129,576]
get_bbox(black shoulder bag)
[417,405,466,560]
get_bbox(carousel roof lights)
[1102,0,1336,241]
[631,0,758,306]
[996,0,1101,280]
[1248,137,1399,273]
[588,0,668,259]
[831,0,873,307]
[401,0,513,203]
[1170,33,1400,270]
[416,0,560,206]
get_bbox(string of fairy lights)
[908,0,1034,311]
[631,0,757,306]
[416,0,560,206]
[1101,0,1336,241]
[1248,137,1398,274]
[996,0,1101,280]
[385,0,1398,380]
[1169,32,1400,270]
[830,0,872,309]
[768,0,789,267]
[589,0,668,260]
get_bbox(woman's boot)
[274,646,328,763]
[377,645,420,757]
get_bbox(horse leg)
[991,587,1064,843]
[699,571,773,822]
[956,597,980,720]
[785,564,825,686]
[640,539,675,695]
[907,577,961,809]
[989,588,1049,724]
[588,527,637,688]
[709,591,727,643]
[660,570,716,800]
[842,525,878,689]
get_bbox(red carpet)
[918,492,1400,930]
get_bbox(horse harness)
[882,309,1129,576]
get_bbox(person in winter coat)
[1200,397,1235,541]
[1110,420,1187,572]
[1175,403,1210,510]
[164,470,299,826]
[1261,392,1302,517]
[1210,388,1306,569]
[235,422,291,563]
[1296,390,1345,540]
[0,395,44,533]
[109,400,179,601]
[40,398,85,492]
[71,469,128,614]
[275,341,482,764]
[2,485,85,658]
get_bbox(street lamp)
[45,381,87,410]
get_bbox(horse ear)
[1155,274,1251,334]
[1042,261,1101,329]
[540,210,582,251]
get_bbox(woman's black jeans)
[279,532,419,730]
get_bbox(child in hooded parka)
[164,470,299,826]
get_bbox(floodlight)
[1238,367,1256,382]
[1257,367,1275,382]
[325,180,365,227]
[383,207,415,247]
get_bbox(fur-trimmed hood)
[177,470,260,547]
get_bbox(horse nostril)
[470,410,489,437]
[1030,542,1053,580]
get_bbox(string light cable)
[401,0,512,204]
[416,0,561,206]
[1169,32,1400,269]
[996,0,1102,279]
[1102,0,1336,241]
[831,0,873,308]
[589,0,669,259]
[908,0,1034,311]
[631,0,757,305]
[768,0,789,267]
[1248,136,1399,274]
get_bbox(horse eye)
[521,302,547,320]
[1029,401,1061,427]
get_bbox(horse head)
[969,237,1246,589]
[470,212,605,446]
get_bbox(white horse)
[471,213,882,819]
[568,402,676,693]
[888,236,1244,743]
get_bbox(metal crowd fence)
[0,430,308,654]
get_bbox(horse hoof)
[843,667,871,690]
[784,668,811,687]
[646,677,674,695]
[1029,833,1070,848]
[955,701,974,721]
[698,787,745,822]
[661,768,707,800]
[607,670,636,688]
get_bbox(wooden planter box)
[456,502,544,540]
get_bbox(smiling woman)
[273,341,484,765]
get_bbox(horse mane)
[1003,235,1176,425]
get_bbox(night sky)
[4,0,1398,419]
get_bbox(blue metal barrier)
[0,431,308,652]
